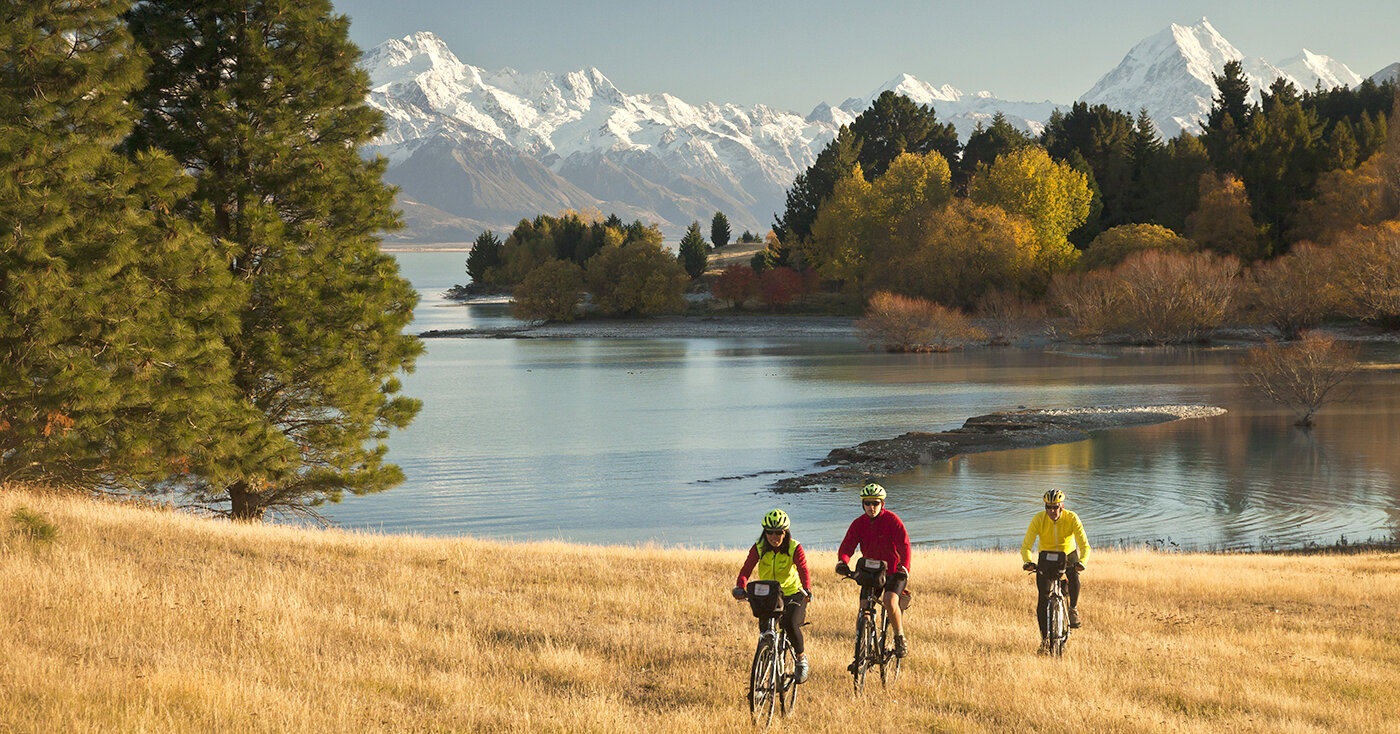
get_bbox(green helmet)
[1043,489,1065,505]
[860,483,887,501]
[762,509,790,530]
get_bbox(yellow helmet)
[1043,489,1065,505]
[762,509,790,530]
[860,483,887,501]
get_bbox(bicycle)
[839,557,904,694]
[740,580,799,727]
[1027,550,1072,657]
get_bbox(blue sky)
[333,0,1399,113]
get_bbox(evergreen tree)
[960,113,1033,187]
[1040,102,1135,230]
[678,221,709,278]
[465,230,503,285]
[710,211,731,249]
[125,0,423,520]
[849,91,961,180]
[774,92,959,246]
[773,127,861,244]
[1,0,253,486]
[1202,61,1255,174]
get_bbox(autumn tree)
[1239,242,1341,339]
[759,267,802,310]
[585,240,689,317]
[126,0,423,520]
[712,265,758,308]
[1186,172,1262,261]
[1240,332,1358,426]
[1080,224,1196,271]
[968,146,1090,276]
[856,292,984,352]
[774,91,958,245]
[512,260,583,322]
[805,152,953,290]
[1330,222,1400,328]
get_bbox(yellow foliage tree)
[805,153,953,285]
[967,146,1090,274]
[872,199,1040,306]
[1080,224,1196,271]
[1185,172,1262,261]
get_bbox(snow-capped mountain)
[363,25,1384,243]
[361,32,1064,242]
[1372,62,1400,85]
[363,32,838,241]
[1080,18,1362,136]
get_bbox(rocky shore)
[772,405,1228,492]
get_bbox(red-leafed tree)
[712,265,758,308]
[759,267,802,309]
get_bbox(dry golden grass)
[3,486,1398,733]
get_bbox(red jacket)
[838,510,912,575]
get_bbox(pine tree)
[1,0,254,486]
[125,0,423,520]
[710,211,731,249]
[465,230,503,285]
[678,221,709,278]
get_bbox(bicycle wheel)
[1049,597,1068,657]
[778,638,797,715]
[851,615,869,695]
[749,638,777,726]
[880,609,900,686]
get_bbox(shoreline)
[772,405,1229,492]
[419,312,860,340]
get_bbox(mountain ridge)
[364,24,1388,243]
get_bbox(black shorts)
[883,572,908,595]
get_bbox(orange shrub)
[856,291,985,352]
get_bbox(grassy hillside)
[2,486,1398,733]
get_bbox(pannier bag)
[853,557,887,589]
[746,579,785,618]
[1038,550,1067,574]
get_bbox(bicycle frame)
[745,583,797,726]
[1031,551,1071,656]
[842,560,900,693]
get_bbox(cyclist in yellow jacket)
[1021,489,1090,636]
[733,509,813,683]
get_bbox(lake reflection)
[325,252,1400,551]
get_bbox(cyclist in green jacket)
[1021,489,1090,636]
[733,509,813,683]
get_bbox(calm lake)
[320,251,1400,552]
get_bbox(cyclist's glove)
[1074,562,1086,572]
[835,561,850,576]
[731,586,746,600]
[1022,562,1036,572]
[892,569,908,581]
[804,588,814,602]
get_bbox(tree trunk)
[228,480,267,522]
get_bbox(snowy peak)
[1276,49,1362,92]
[1081,18,1369,137]
[362,31,470,88]
[1372,62,1400,84]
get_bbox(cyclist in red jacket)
[835,483,912,658]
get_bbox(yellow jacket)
[1021,509,1091,564]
